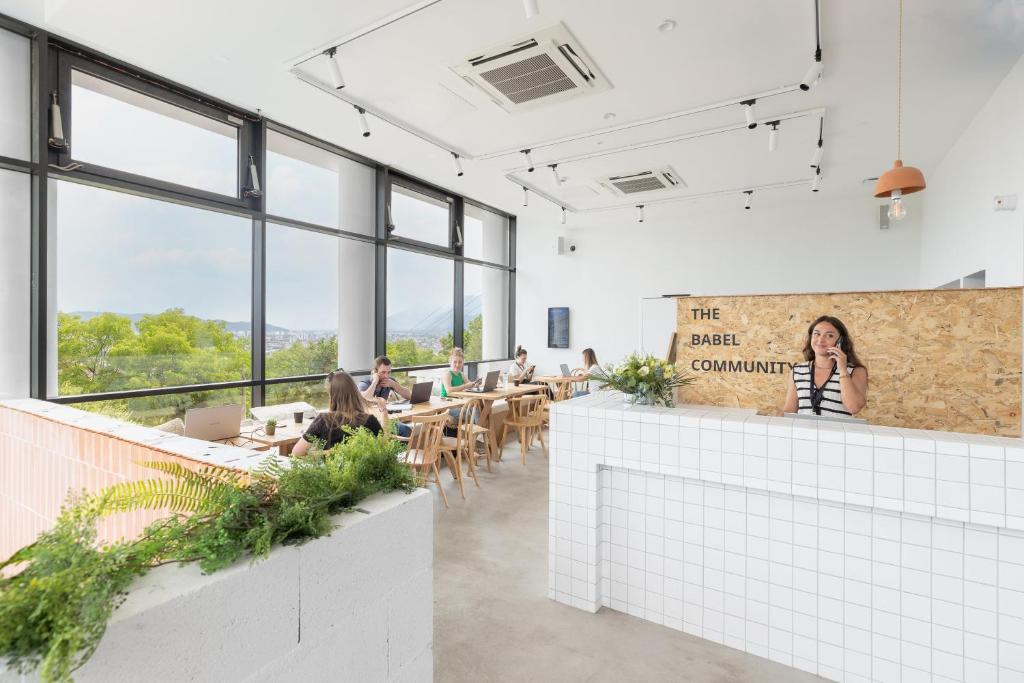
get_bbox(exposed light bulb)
[888,189,906,220]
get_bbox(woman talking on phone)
[781,315,868,417]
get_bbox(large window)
[0,169,30,398]
[0,27,30,160]
[51,180,252,396]
[464,203,509,265]
[266,130,374,235]
[70,70,239,196]
[386,248,454,366]
[3,25,514,415]
[265,223,374,378]
[391,184,450,247]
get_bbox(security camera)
[569,244,576,252]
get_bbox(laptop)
[467,370,500,393]
[388,381,433,411]
[559,363,572,377]
[184,404,244,441]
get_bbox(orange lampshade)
[873,160,926,198]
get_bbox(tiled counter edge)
[548,392,1024,683]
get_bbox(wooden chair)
[399,412,451,509]
[500,395,548,465]
[439,398,493,499]
[570,367,589,397]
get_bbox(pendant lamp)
[873,0,925,221]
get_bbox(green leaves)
[596,352,696,407]
[0,429,420,680]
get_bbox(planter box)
[1,489,432,682]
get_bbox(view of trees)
[58,308,485,425]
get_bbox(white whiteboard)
[639,296,679,358]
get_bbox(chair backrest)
[554,380,573,402]
[403,412,447,462]
[509,394,545,422]
[454,398,483,450]
[571,367,588,393]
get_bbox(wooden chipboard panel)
[676,288,1022,436]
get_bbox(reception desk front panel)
[548,393,1024,683]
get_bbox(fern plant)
[86,461,243,516]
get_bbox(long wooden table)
[449,383,547,457]
[244,397,469,455]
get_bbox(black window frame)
[2,10,516,409]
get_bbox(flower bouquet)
[592,353,695,407]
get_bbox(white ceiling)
[3,0,1023,223]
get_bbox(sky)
[54,72,504,333]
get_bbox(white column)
[336,164,375,371]
[479,211,508,359]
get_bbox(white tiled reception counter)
[548,392,1024,683]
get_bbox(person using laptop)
[571,348,603,398]
[357,356,413,438]
[440,347,481,397]
[292,370,385,456]
[780,315,868,417]
[507,346,535,384]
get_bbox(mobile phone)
[836,336,845,351]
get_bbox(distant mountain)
[385,293,482,336]
[68,311,289,335]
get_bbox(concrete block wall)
[0,488,433,682]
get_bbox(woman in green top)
[440,347,481,397]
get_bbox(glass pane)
[72,386,251,428]
[391,184,450,246]
[266,130,374,234]
[464,204,509,265]
[265,224,375,377]
[51,180,252,396]
[463,264,509,362]
[0,28,30,160]
[386,248,453,366]
[265,379,329,411]
[0,169,30,398]
[71,70,238,196]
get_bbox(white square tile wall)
[548,393,1024,682]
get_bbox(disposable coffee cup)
[293,411,304,424]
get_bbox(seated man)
[358,355,413,438]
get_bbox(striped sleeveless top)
[792,361,853,416]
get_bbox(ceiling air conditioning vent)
[451,23,611,112]
[598,167,687,197]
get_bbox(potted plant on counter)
[264,417,277,436]
[592,353,694,407]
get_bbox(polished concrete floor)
[431,434,825,683]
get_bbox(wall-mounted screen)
[547,307,569,348]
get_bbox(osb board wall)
[675,288,1022,436]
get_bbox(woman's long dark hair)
[801,315,865,369]
[322,370,371,430]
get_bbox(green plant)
[265,417,277,429]
[592,353,695,407]
[0,430,419,681]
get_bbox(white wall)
[515,192,922,372]
[918,54,1024,288]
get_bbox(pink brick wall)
[0,404,230,565]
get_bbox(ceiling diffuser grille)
[452,24,610,112]
[599,167,686,197]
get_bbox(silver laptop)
[467,370,500,393]
[184,404,244,441]
[560,363,572,377]
[389,381,433,410]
